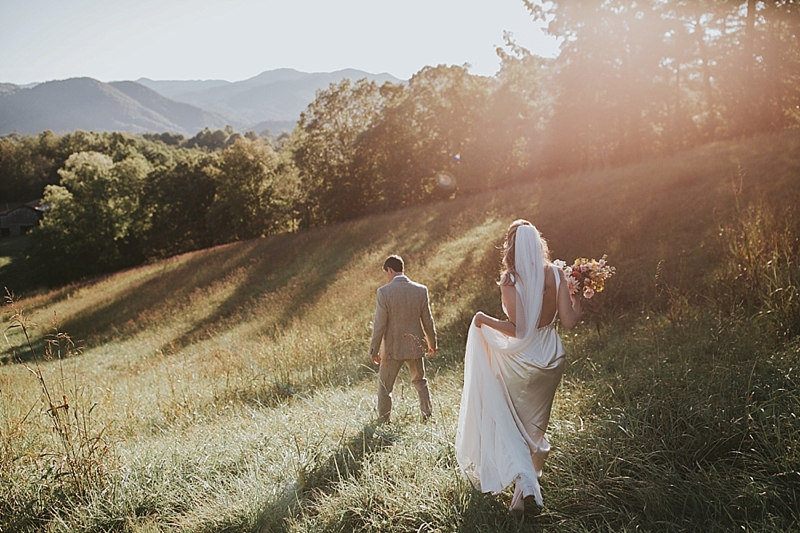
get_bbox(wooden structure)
[0,200,45,237]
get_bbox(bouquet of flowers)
[553,255,616,299]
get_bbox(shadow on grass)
[5,223,369,361]
[5,195,507,366]
[2,242,259,363]
[455,487,546,533]
[146,199,468,355]
[156,215,397,354]
[424,239,503,373]
[255,421,398,533]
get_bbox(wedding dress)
[455,225,566,506]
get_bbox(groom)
[369,255,437,424]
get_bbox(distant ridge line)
[0,69,403,137]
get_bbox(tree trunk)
[742,0,758,135]
[695,19,717,141]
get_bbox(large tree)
[530,0,673,172]
[291,78,385,225]
[458,40,554,191]
[141,152,217,258]
[526,0,800,173]
[355,65,491,209]
[208,138,292,242]
[28,150,151,283]
[0,131,61,203]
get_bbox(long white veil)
[483,224,545,355]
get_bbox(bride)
[455,220,582,515]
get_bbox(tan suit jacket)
[369,275,437,360]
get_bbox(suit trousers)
[377,354,431,423]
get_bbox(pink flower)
[566,277,580,295]
[583,286,595,299]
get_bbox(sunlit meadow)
[2,130,799,532]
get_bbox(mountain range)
[0,68,403,137]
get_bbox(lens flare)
[437,171,454,188]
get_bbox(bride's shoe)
[524,495,540,513]
[508,484,525,517]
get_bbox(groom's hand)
[428,347,436,357]
[371,353,380,365]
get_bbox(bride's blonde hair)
[499,219,550,285]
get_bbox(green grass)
[1,130,800,532]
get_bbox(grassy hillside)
[2,130,799,532]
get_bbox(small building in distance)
[0,200,46,237]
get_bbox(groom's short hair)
[383,255,404,273]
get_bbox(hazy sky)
[0,0,560,85]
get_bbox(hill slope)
[0,69,404,137]
[3,130,793,367]
[2,131,799,531]
[0,77,228,136]
[137,68,403,128]
[108,80,229,133]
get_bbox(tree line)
[1,0,798,286]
